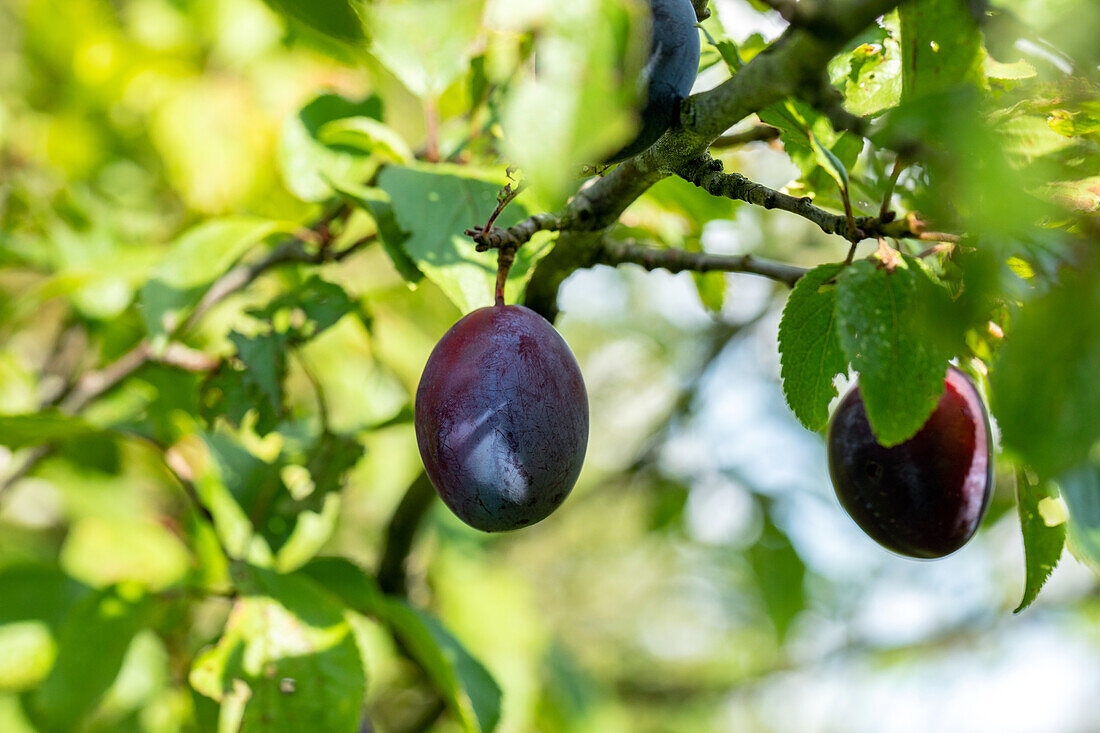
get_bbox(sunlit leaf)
[778,263,848,432]
[280,94,385,202]
[331,181,424,284]
[59,517,191,592]
[140,218,288,338]
[319,117,415,164]
[260,0,366,44]
[366,0,485,98]
[378,165,552,313]
[302,557,502,732]
[190,565,365,733]
[1014,469,1065,612]
[899,0,983,99]
[29,588,150,733]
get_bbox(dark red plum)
[604,0,701,163]
[415,304,589,532]
[827,366,994,559]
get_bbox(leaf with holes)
[190,565,365,733]
[1014,469,1066,612]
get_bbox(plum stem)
[495,247,516,306]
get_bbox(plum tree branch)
[710,124,781,148]
[598,239,808,287]
[466,211,561,253]
[675,154,932,242]
[512,0,906,319]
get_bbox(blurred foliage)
[0,0,1098,731]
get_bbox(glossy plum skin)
[415,305,589,532]
[827,367,994,559]
[605,0,701,163]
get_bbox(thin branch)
[880,155,908,220]
[157,343,220,373]
[599,240,808,287]
[0,446,52,494]
[0,219,376,496]
[676,155,959,244]
[678,155,872,238]
[710,125,781,149]
[691,0,711,21]
[519,0,907,318]
[466,212,562,252]
[59,341,153,413]
[178,211,364,336]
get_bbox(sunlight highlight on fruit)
[415,304,589,532]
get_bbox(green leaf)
[500,0,648,205]
[378,165,552,314]
[685,238,724,313]
[249,276,357,344]
[279,94,384,202]
[365,0,485,98]
[747,512,806,642]
[272,493,342,573]
[260,0,365,44]
[140,218,287,338]
[302,557,502,733]
[1060,461,1100,572]
[0,622,56,691]
[382,601,502,733]
[318,117,414,164]
[808,131,849,192]
[29,587,150,733]
[835,259,952,446]
[700,26,743,72]
[231,331,286,425]
[991,269,1100,478]
[1014,469,1066,612]
[834,21,902,116]
[299,557,384,616]
[0,566,88,694]
[778,264,848,432]
[899,0,983,100]
[0,566,87,628]
[202,331,289,436]
[303,432,365,506]
[692,272,725,313]
[60,516,192,592]
[758,100,862,195]
[190,565,365,733]
[984,55,1037,84]
[331,181,424,284]
[0,411,106,450]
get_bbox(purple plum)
[827,366,994,558]
[604,0,701,163]
[415,304,589,532]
